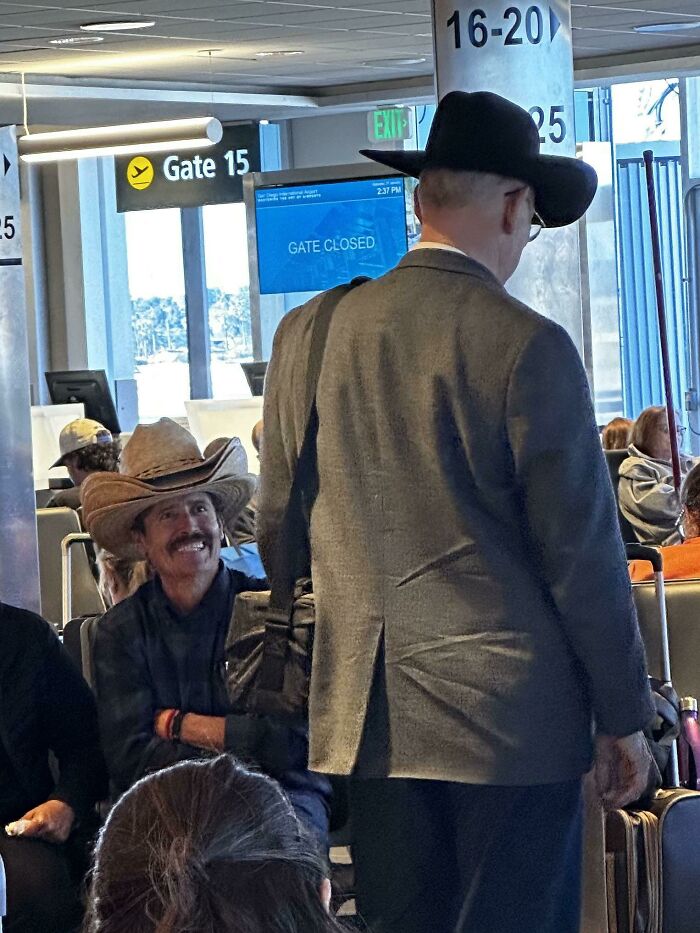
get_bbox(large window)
[202,203,252,399]
[577,80,686,429]
[124,209,189,420]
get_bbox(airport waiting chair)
[80,615,102,691]
[62,616,86,672]
[604,449,637,543]
[36,508,104,630]
[632,578,700,699]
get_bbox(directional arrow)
[549,5,561,41]
[2,155,9,177]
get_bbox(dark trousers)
[349,776,583,933]
[0,835,83,933]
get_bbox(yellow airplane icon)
[127,156,154,190]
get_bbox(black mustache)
[168,533,211,553]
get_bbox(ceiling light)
[635,20,700,33]
[254,50,304,58]
[361,56,426,66]
[18,116,222,163]
[49,35,104,46]
[80,20,155,32]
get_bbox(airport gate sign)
[115,123,261,212]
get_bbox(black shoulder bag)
[225,279,366,727]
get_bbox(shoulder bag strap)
[268,277,367,615]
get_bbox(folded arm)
[93,621,202,792]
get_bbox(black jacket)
[0,603,108,816]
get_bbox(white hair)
[417,168,525,211]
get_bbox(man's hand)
[7,800,75,844]
[594,731,656,810]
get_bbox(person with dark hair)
[84,756,344,933]
[48,419,120,510]
[601,416,633,451]
[629,462,700,581]
[0,604,108,932]
[619,405,693,546]
[81,419,330,844]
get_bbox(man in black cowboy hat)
[258,91,655,932]
[81,419,331,843]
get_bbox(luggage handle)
[625,543,663,573]
[626,542,680,787]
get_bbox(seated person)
[618,406,693,546]
[95,549,151,608]
[0,603,108,932]
[602,416,633,451]
[48,419,120,510]
[630,463,700,582]
[81,418,330,845]
[84,756,345,933]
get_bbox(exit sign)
[368,107,413,143]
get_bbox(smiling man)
[80,418,331,841]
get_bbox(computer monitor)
[251,172,411,295]
[241,362,267,397]
[45,370,121,435]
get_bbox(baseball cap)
[51,418,114,468]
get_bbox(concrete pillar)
[0,126,40,612]
[430,0,585,352]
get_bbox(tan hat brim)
[80,437,256,560]
[82,474,256,560]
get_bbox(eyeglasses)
[529,209,546,242]
[661,423,686,440]
[504,187,546,242]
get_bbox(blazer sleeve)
[93,618,201,793]
[506,322,654,738]
[39,626,108,814]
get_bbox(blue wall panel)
[616,156,688,422]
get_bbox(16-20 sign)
[447,5,547,47]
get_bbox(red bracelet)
[160,708,177,741]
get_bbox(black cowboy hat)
[360,90,597,228]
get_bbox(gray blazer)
[258,249,654,786]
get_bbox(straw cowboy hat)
[81,418,256,560]
[361,90,597,227]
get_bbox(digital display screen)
[254,176,409,295]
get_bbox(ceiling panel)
[0,0,695,92]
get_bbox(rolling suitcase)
[604,544,700,933]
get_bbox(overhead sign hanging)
[115,123,261,212]
[368,107,414,143]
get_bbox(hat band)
[134,456,205,481]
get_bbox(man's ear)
[413,184,423,224]
[502,187,523,235]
